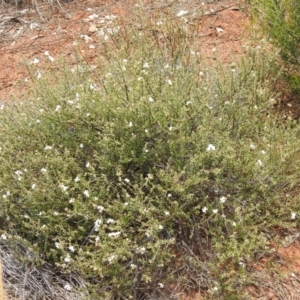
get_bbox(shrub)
[250,0,300,92]
[0,5,300,299]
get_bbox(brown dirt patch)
[0,0,248,101]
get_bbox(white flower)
[291,212,297,220]
[44,145,52,151]
[220,196,227,203]
[177,10,188,17]
[202,206,208,213]
[124,178,130,183]
[128,122,133,127]
[164,211,170,216]
[158,283,164,288]
[83,190,90,198]
[69,198,75,203]
[261,150,266,155]
[36,119,41,123]
[257,160,263,167]
[44,51,54,62]
[158,224,163,230]
[232,221,237,227]
[90,83,97,90]
[55,242,61,249]
[53,211,59,216]
[249,144,256,150]
[64,284,72,291]
[168,126,173,131]
[186,101,192,106]
[107,218,115,224]
[74,176,80,182]
[107,255,115,263]
[15,170,23,176]
[97,205,105,212]
[143,62,149,68]
[64,255,71,263]
[108,231,121,238]
[94,219,102,231]
[30,58,39,64]
[68,245,75,252]
[166,79,172,86]
[212,209,218,214]
[167,193,172,198]
[79,143,84,148]
[60,184,68,192]
[139,247,146,254]
[148,97,154,102]
[1,234,7,240]
[199,71,204,76]
[36,70,42,79]
[55,105,61,112]
[86,162,91,168]
[206,144,216,151]
[130,263,136,269]
[40,168,47,173]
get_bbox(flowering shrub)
[0,6,300,299]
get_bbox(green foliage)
[0,5,300,299]
[250,0,300,93]
[251,0,300,65]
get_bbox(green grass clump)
[250,0,300,93]
[1,4,300,299]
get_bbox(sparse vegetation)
[0,1,300,299]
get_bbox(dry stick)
[32,0,45,23]
[0,258,7,300]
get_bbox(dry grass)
[0,258,7,300]
[0,242,89,300]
